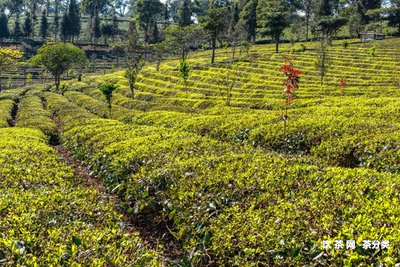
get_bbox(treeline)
[0,0,398,53]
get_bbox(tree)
[178,0,192,26]
[301,0,314,41]
[150,41,169,71]
[314,37,329,85]
[53,0,60,40]
[200,3,230,64]
[312,0,347,41]
[112,8,120,40]
[163,0,171,28]
[348,1,365,37]
[215,64,239,106]
[81,0,111,43]
[29,42,89,92]
[135,0,164,43]
[61,12,70,41]
[259,0,292,53]
[179,60,190,90]
[81,0,111,15]
[0,10,9,41]
[0,48,23,92]
[149,20,161,43]
[40,9,49,41]
[280,58,302,135]
[99,82,117,118]
[68,0,81,42]
[239,0,258,43]
[23,13,33,39]
[13,18,23,41]
[3,0,23,18]
[388,0,400,34]
[124,22,145,98]
[101,24,114,44]
[164,25,205,61]
[92,7,102,43]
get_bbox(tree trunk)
[275,37,279,53]
[211,33,216,64]
[55,75,60,92]
[306,18,309,41]
[130,83,134,99]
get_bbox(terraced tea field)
[0,38,399,266]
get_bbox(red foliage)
[281,59,302,104]
[338,78,346,90]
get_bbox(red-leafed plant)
[280,58,302,134]
[338,78,346,94]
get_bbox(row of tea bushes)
[43,92,400,266]
[61,87,400,174]
[0,127,160,266]
[0,88,26,101]
[0,99,14,127]
[15,95,57,138]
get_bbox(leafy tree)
[259,0,292,53]
[135,0,164,43]
[300,0,314,41]
[179,60,190,90]
[149,21,161,43]
[125,60,144,99]
[150,41,169,71]
[124,22,145,98]
[0,48,23,92]
[312,0,347,41]
[388,0,400,34]
[101,24,114,44]
[348,1,365,37]
[215,64,239,106]
[99,82,117,118]
[200,2,230,64]
[23,13,33,39]
[178,0,192,26]
[314,37,329,85]
[0,9,9,41]
[239,0,258,43]
[29,42,89,92]
[40,9,49,41]
[81,0,112,15]
[164,25,204,61]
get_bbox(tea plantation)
[1,38,399,266]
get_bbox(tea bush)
[0,128,160,265]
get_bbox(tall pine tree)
[40,10,49,41]
[13,18,23,41]
[259,0,292,53]
[0,10,10,41]
[239,0,258,43]
[68,0,81,42]
[53,0,60,39]
[23,14,33,39]
[178,0,192,26]
[92,6,102,44]
[61,12,70,41]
